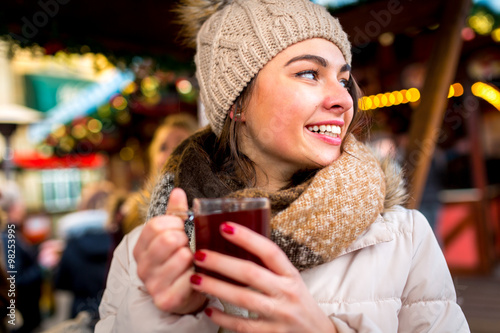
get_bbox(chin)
[319,152,342,166]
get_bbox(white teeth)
[307,124,341,137]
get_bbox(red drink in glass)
[193,198,270,285]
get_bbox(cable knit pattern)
[193,0,351,136]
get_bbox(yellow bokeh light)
[358,97,366,111]
[52,124,66,138]
[87,119,103,133]
[400,89,408,103]
[123,82,138,95]
[394,91,403,105]
[492,28,500,42]
[378,32,395,46]
[468,13,495,35]
[472,82,500,110]
[120,147,134,161]
[141,76,160,98]
[385,93,394,106]
[362,96,372,110]
[406,88,420,102]
[71,124,87,139]
[379,94,388,107]
[448,86,455,98]
[372,95,380,108]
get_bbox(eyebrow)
[284,55,351,73]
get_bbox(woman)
[97,0,469,332]
[147,113,199,178]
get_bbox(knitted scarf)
[147,128,386,271]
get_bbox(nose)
[321,82,353,114]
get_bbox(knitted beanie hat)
[177,0,352,137]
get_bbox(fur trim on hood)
[369,148,409,211]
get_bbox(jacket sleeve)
[95,227,222,333]
[398,209,470,332]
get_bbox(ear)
[229,105,246,122]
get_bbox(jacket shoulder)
[381,205,432,237]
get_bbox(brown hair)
[213,74,368,189]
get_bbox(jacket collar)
[336,215,395,257]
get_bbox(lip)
[305,127,342,146]
[306,120,345,127]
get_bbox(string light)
[359,83,464,111]
[472,82,500,110]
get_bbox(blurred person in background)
[147,113,199,178]
[106,113,198,252]
[53,181,114,329]
[0,180,42,333]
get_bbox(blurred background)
[0,0,499,332]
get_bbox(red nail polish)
[190,274,202,285]
[221,223,234,235]
[194,251,206,262]
[204,308,212,317]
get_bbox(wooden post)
[404,0,471,209]
[465,91,494,273]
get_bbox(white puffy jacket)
[96,205,469,332]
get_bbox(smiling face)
[238,38,354,189]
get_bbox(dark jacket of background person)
[54,182,114,328]
[55,229,111,322]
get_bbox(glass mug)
[192,197,270,285]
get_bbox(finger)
[206,307,274,333]
[136,229,189,280]
[133,215,185,261]
[144,246,193,300]
[220,222,298,277]
[190,272,277,319]
[193,250,281,296]
[165,188,189,216]
[156,267,206,314]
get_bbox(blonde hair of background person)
[147,113,199,177]
[97,1,470,332]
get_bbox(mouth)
[306,124,342,138]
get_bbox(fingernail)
[194,251,206,262]
[204,308,212,317]
[221,223,234,235]
[190,274,202,285]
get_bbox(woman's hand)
[133,188,206,315]
[190,222,338,333]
